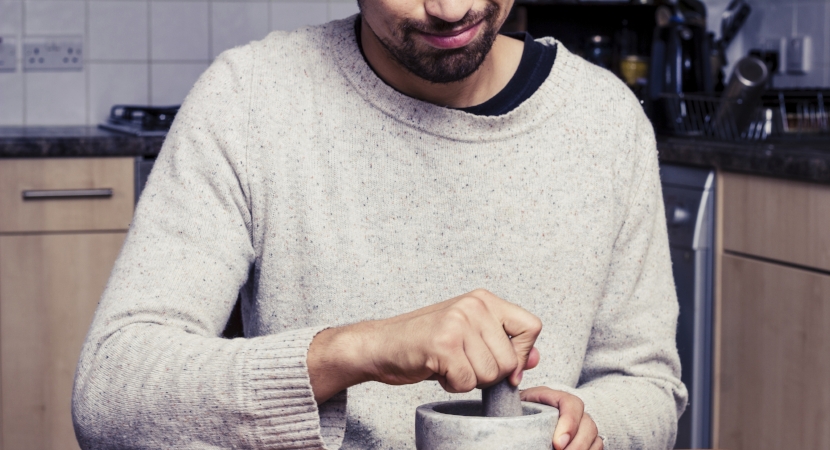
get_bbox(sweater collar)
[325,16,580,143]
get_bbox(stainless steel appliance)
[660,163,715,449]
[135,156,155,205]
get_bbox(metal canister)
[714,56,768,137]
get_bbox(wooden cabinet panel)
[722,172,830,272]
[0,233,126,450]
[0,158,133,233]
[718,254,830,450]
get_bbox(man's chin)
[407,45,494,84]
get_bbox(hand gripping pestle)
[415,378,560,449]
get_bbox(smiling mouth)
[418,20,484,50]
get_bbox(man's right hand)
[307,289,543,404]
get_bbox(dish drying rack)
[656,89,830,141]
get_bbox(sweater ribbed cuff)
[241,325,346,449]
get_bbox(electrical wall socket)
[0,36,17,72]
[23,36,83,72]
[762,38,787,74]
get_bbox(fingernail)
[516,371,523,384]
[557,433,570,448]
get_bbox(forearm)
[74,322,331,449]
[307,322,377,404]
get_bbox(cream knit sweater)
[73,17,687,450]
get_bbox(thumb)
[502,315,542,386]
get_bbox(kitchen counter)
[657,135,830,185]
[2,127,830,184]
[0,126,164,158]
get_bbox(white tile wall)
[0,71,23,125]
[0,1,22,35]
[89,1,149,61]
[329,2,360,22]
[0,0,361,126]
[25,1,86,36]
[211,2,269,59]
[26,71,86,125]
[271,3,328,32]
[89,62,149,122]
[151,1,210,61]
[151,62,208,105]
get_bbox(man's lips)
[418,20,484,50]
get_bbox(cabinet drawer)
[0,158,134,233]
[722,172,830,272]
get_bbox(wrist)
[307,322,379,403]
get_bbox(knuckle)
[441,308,470,329]
[586,414,598,432]
[432,331,462,352]
[470,288,492,298]
[528,315,543,334]
[479,357,501,384]
[573,396,585,411]
[457,295,488,315]
[452,368,477,393]
[497,351,518,374]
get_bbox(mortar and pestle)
[415,378,559,449]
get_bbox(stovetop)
[98,105,179,137]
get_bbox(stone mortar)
[415,400,559,450]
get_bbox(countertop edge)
[657,136,830,185]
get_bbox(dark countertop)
[2,126,829,184]
[657,135,830,185]
[0,126,164,158]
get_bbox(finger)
[520,388,584,450]
[440,351,478,393]
[525,347,540,370]
[563,413,598,450]
[510,347,539,387]
[489,298,542,385]
[450,291,519,385]
[588,436,604,450]
[478,321,518,386]
[463,333,503,388]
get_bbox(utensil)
[715,56,768,135]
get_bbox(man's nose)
[424,0,475,24]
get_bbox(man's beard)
[367,4,501,84]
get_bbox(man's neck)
[359,16,524,109]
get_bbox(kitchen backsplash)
[706,0,829,89]
[0,0,360,126]
[2,0,828,127]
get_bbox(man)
[72,0,687,448]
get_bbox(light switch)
[786,36,810,74]
[0,36,17,72]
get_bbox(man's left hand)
[520,387,603,450]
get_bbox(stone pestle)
[482,378,523,417]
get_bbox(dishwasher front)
[659,163,715,450]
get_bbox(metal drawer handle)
[22,188,114,200]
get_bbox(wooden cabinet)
[0,158,132,450]
[714,172,830,450]
[722,172,830,272]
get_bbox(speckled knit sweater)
[72,16,687,450]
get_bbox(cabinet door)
[722,172,830,272]
[718,254,830,450]
[0,158,134,234]
[0,233,126,450]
